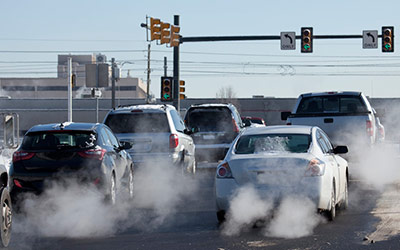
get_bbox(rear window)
[235,134,311,154]
[104,113,169,133]
[22,131,95,150]
[186,108,233,132]
[296,95,368,114]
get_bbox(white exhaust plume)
[222,185,273,236]
[266,196,323,238]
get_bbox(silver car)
[215,125,349,223]
[103,104,196,174]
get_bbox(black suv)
[184,103,243,162]
[10,122,134,205]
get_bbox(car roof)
[109,104,174,114]
[300,91,361,97]
[241,125,313,136]
[27,122,100,133]
[189,103,233,108]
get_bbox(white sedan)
[215,125,349,223]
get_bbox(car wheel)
[340,179,349,210]
[217,210,226,224]
[108,173,117,205]
[127,166,134,199]
[326,183,336,221]
[0,188,12,248]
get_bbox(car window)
[235,134,311,154]
[186,107,233,132]
[170,109,185,132]
[105,113,170,133]
[297,95,368,114]
[316,130,329,154]
[21,131,95,150]
[320,131,333,152]
[100,128,112,147]
[104,127,119,148]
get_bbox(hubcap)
[2,200,11,232]
[110,176,116,205]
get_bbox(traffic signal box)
[301,27,313,53]
[161,76,173,102]
[150,18,161,41]
[170,25,181,47]
[179,80,185,99]
[382,26,394,53]
[160,22,171,44]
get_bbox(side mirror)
[184,128,193,135]
[119,141,132,150]
[333,145,348,154]
[281,111,291,121]
[191,126,199,133]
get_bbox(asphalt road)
[8,162,400,250]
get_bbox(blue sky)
[1,0,399,98]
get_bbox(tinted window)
[235,134,311,154]
[297,95,367,114]
[105,113,170,133]
[104,128,119,148]
[186,108,233,132]
[22,131,96,150]
[170,110,185,132]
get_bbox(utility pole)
[111,57,116,109]
[67,57,72,122]
[146,43,151,103]
[173,15,180,112]
[164,56,167,77]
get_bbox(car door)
[170,109,195,167]
[317,130,341,202]
[102,127,126,182]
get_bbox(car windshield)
[235,133,311,154]
[186,108,233,132]
[105,113,170,133]
[296,95,368,114]
[21,131,96,150]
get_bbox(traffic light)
[179,80,186,99]
[161,76,173,102]
[150,17,161,41]
[170,25,181,47]
[382,26,394,53]
[160,22,171,44]
[301,27,313,53]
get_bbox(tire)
[0,188,12,248]
[326,182,336,221]
[340,179,349,210]
[107,173,117,206]
[217,210,226,224]
[127,166,134,199]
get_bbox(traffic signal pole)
[173,15,180,112]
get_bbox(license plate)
[203,135,216,140]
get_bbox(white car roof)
[112,104,174,113]
[242,125,313,136]
[300,91,361,97]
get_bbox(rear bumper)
[128,151,181,165]
[215,176,331,212]
[195,144,231,162]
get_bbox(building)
[0,54,147,99]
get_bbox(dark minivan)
[184,103,243,162]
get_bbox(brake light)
[232,118,239,133]
[217,162,233,178]
[305,158,326,176]
[12,151,35,162]
[169,134,179,148]
[13,179,23,188]
[78,148,106,160]
[366,120,373,137]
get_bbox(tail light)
[286,122,292,125]
[366,120,374,137]
[169,134,179,148]
[305,158,326,176]
[13,151,35,162]
[78,148,106,160]
[13,179,23,188]
[217,162,233,178]
[232,118,239,133]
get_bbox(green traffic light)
[304,44,310,50]
[385,44,391,50]
[163,93,170,99]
